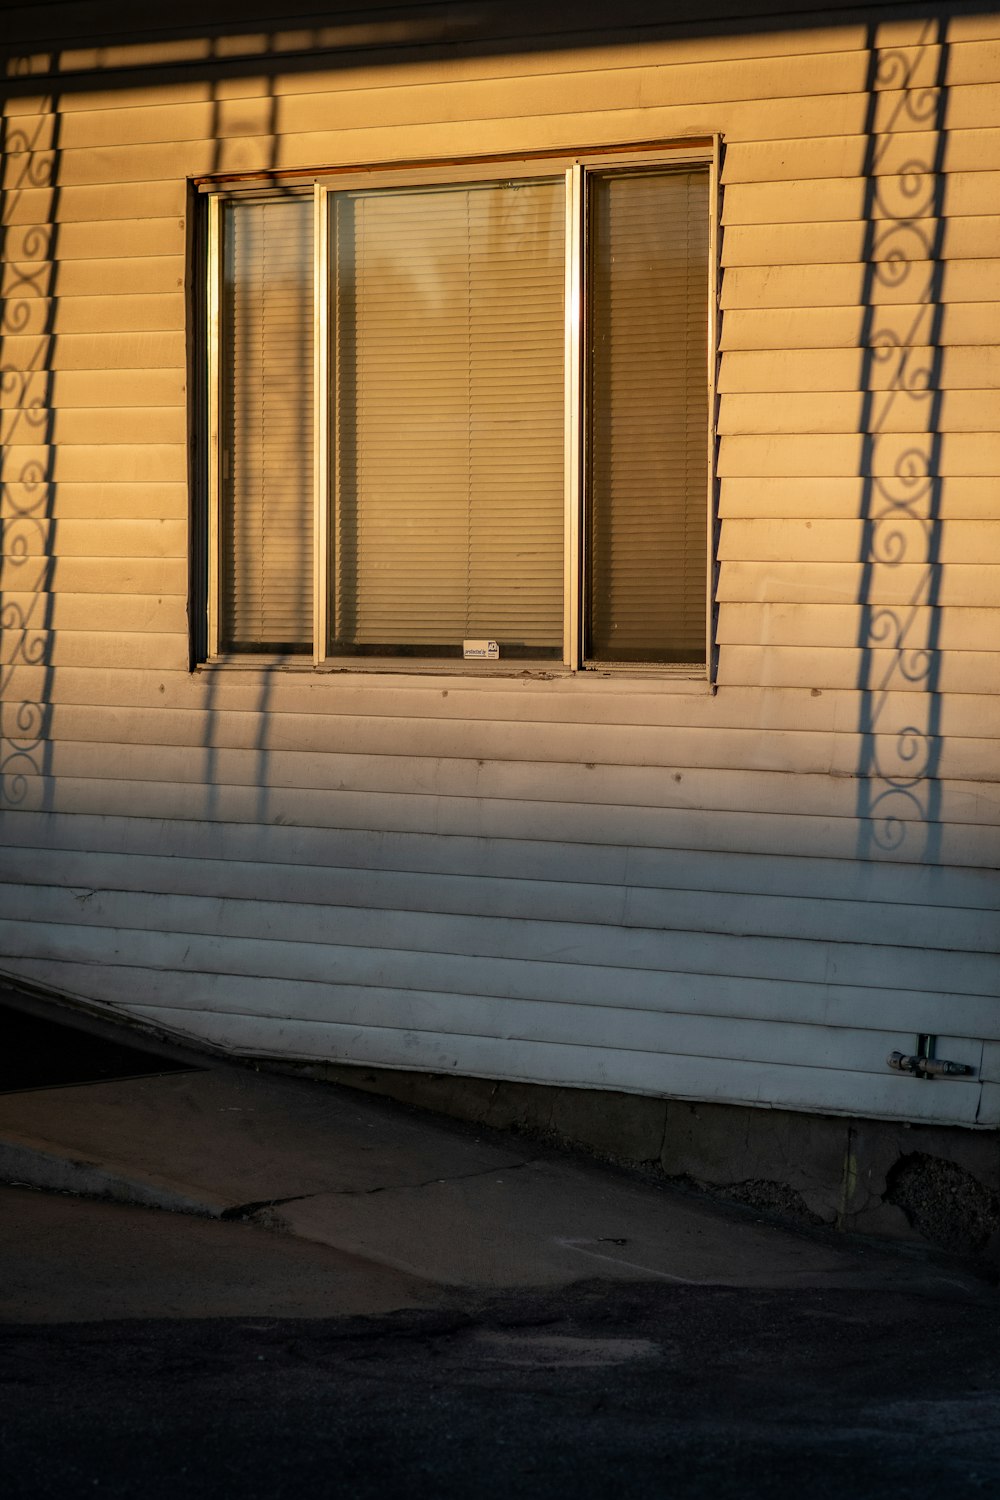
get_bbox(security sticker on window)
[463,639,500,660]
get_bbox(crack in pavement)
[222,1157,537,1222]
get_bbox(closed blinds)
[331,179,564,656]
[221,196,313,651]
[587,169,709,664]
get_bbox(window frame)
[200,138,720,679]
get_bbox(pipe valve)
[887,1051,972,1079]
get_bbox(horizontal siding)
[721,263,1000,310]
[1,218,186,262]
[718,393,1000,436]
[0,36,991,115]
[8,108,1000,194]
[5,115,1000,205]
[723,214,1000,265]
[3,708,999,781]
[0,254,184,299]
[717,563,999,607]
[0,954,989,1078]
[719,520,1000,564]
[2,8,997,1126]
[8,777,999,869]
[721,128,1000,182]
[1,180,186,224]
[2,24,996,105]
[719,306,1000,350]
[717,646,1000,695]
[717,602,1000,650]
[0,558,186,592]
[0,630,188,670]
[0,936,983,1092]
[0,484,187,519]
[2,520,185,557]
[1,411,185,446]
[0,448,186,484]
[722,171,1000,224]
[0,920,994,1068]
[7,810,998,908]
[16,557,996,603]
[0,965,986,1127]
[0,295,184,337]
[3,667,998,737]
[3,852,997,958]
[3,881,996,988]
[717,475,999,517]
[0,372,186,409]
[9,744,1000,830]
[0,331,185,369]
[0,592,185,631]
[42,115,1000,179]
[1,89,995,173]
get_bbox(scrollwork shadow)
[0,100,62,810]
[854,19,948,864]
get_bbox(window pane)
[587,169,709,664]
[331,179,564,658]
[221,196,313,651]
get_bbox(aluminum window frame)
[201,139,720,678]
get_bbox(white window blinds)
[586,168,709,664]
[331,179,565,657]
[221,196,313,651]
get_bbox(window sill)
[196,655,713,693]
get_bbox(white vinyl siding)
[2,4,998,1130]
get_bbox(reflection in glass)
[331,179,564,658]
[221,196,313,651]
[587,169,709,664]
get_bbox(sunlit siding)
[1,3,998,1127]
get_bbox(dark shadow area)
[3,1283,1000,1499]
[0,0,993,98]
[0,998,196,1092]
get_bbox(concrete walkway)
[0,991,980,1305]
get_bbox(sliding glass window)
[219,195,313,652]
[208,151,714,671]
[331,179,564,658]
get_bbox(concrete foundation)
[300,1062,1000,1271]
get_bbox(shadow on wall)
[198,55,284,827]
[854,16,949,865]
[0,45,290,830]
[0,3,987,1116]
[0,92,61,810]
[0,2,965,858]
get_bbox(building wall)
[1,3,998,1127]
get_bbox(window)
[205,146,716,672]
